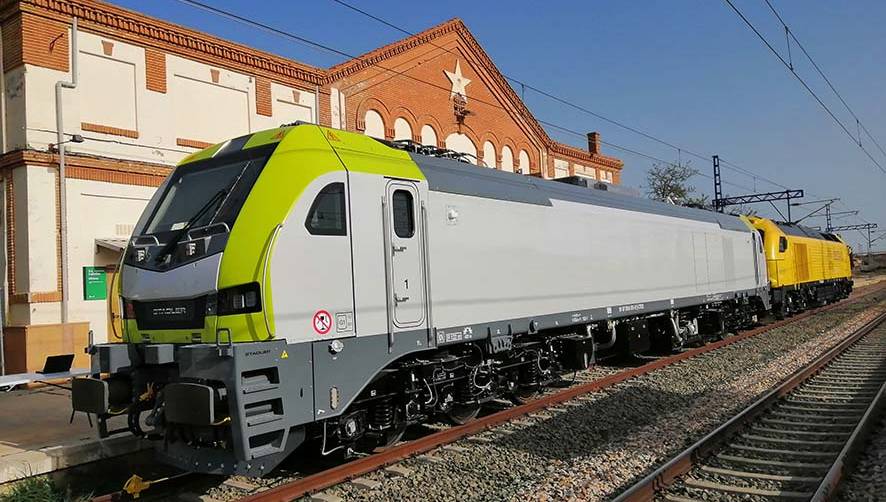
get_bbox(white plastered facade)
[4,28,318,343]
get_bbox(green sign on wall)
[83,266,107,301]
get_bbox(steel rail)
[89,282,884,502]
[613,309,886,502]
[812,335,886,500]
[239,284,886,502]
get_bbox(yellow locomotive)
[749,216,852,317]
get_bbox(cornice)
[0,148,172,176]
[17,0,325,87]
[549,142,623,170]
[6,1,625,172]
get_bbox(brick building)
[0,0,622,373]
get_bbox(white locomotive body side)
[413,154,768,345]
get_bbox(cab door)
[385,181,426,328]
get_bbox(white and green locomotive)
[72,123,769,476]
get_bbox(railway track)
[88,282,885,502]
[615,309,886,502]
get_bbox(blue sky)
[110,0,886,252]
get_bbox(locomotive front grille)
[133,298,206,330]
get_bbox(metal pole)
[786,195,791,222]
[55,18,78,325]
[712,155,722,212]
[869,226,873,257]
[826,203,832,232]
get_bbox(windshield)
[142,145,274,238]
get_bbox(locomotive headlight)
[216,283,262,316]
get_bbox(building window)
[421,124,437,147]
[305,183,347,236]
[363,110,385,139]
[501,146,514,172]
[444,132,478,164]
[553,158,569,178]
[393,117,412,141]
[392,190,415,238]
[518,150,530,175]
[482,141,496,168]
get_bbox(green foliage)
[646,161,708,207]
[0,476,91,502]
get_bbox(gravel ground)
[837,416,886,501]
[197,362,635,501]
[310,295,885,502]
[659,321,886,502]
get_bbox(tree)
[645,161,708,207]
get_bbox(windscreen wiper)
[154,189,226,263]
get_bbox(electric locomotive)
[71,123,840,476]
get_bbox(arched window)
[445,133,478,164]
[500,146,514,173]
[363,110,385,139]
[518,150,530,175]
[393,118,412,141]
[482,141,496,169]
[421,124,438,147]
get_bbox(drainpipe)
[314,85,320,124]
[0,23,7,154]
[56,18,78,325]
[0,24,5,374]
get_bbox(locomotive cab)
[120,141,275,345]
[72,126,340,476]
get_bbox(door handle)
[394,294,410,303]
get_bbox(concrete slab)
[309,492,344,502]
[383,464,413,477]
[222,477,259,491]
[0,386,149,483]
[348,477,380,490]
[414,454,444,464]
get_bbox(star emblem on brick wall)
[445,60,472,102]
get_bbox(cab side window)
[305,183,346,236]
[392,190,415,238]
[778,236,788,253]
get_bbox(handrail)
[381,195,395,353]
[261,224,283,339]
[421,201,434,346]
[186,222,230,240]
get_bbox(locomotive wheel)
[357,422,407,452]
[447,403,481,425]
[509,386,540,405]
[377,422,407,449]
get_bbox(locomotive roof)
[774,222,841,241]
[410,153,751,233]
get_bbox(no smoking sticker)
[313,310,332,335]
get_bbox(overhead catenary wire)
[174,0,872,228]
[329,0,877,223]
[329,0,783,191]
[176,0,753,193]
[762,0,886,162]
[719,0,881,242]
[179,0,809,195]
[722,0,886,175]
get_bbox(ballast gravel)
[311,295,885,502]
[837,415,886,501]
